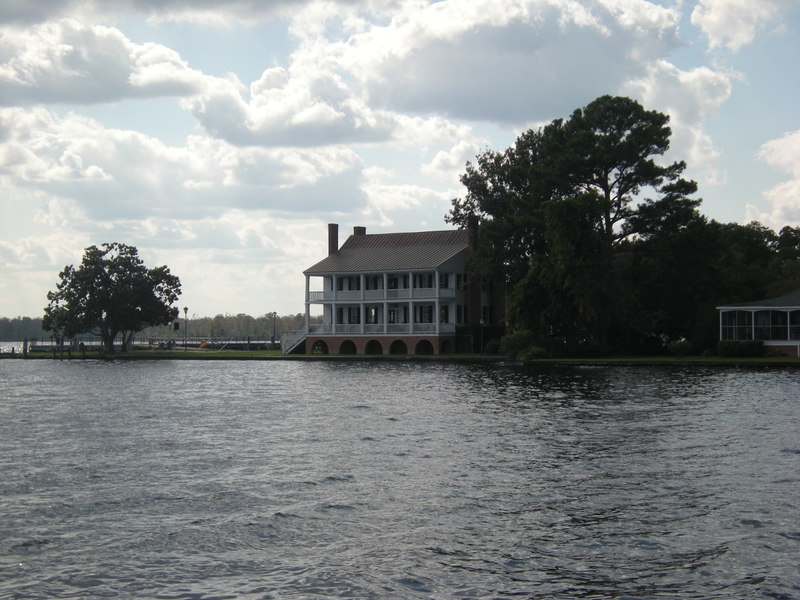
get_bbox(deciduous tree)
[448,95,699,354]
[43,243,181,353]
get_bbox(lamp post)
[183,306,188,348]
[271,311,277,349]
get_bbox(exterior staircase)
[281,330,306,354]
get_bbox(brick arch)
[414,339,435,355]
[364,340,384,355]
[310,339,329,355]
[339,339,357,354]
[389,339,408,355]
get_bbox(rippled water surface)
[1,359,798,599]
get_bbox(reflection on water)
[1,359,798,599]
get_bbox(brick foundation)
[304,335,457,355]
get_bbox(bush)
[484,339,502,355]
[667,338,693,356]
[500,330,548,360]
[717,340,764,357]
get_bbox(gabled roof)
[717,288,800,310]
[304,229,470,274]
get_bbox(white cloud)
[0,107,367,221]
[422,140,480,182]
[691,0,791,52]
[750,130,800,226]
[333,0,680,124]
[182,60,402,146]
[623,59,731,184]
[0,19,213,105]
[0,0,362,27]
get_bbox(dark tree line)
[448,95,800,357]
[0,317,45,341]
[3,313,315,344]
[142,312,314,340]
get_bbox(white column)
[787,310,791,341]
[305,275,310,332]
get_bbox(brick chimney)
[328,223,339,256]
[353,226,366,236]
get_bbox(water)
[1,360,798,599]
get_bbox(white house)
[282,224,501,355]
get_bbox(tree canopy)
[43,243,181,352]
[448,95,799,357]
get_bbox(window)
[387,275,408,290]
[414,273,434,288]
[755,310,789,340]
[336,307,344,324]
[348,276,361,291]
[456,304,467,324]
[336,277,344,291]
[721,310,752,340]
[440,305,449,323]
[388,306,408,323]
[366,306,379,324]
[792,311,800,340]
[348,306,360,324]
[365,275,383,290]
[416,305,434,323]
[439,273,449,288]
[456,273,469,289]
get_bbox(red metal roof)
[304,229,471,274]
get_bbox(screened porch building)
[717,288,800,357]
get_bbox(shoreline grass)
[3,347,799,366]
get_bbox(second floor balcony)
[307,322,456,336]
[308,287,456,303]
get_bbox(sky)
[1,0,799,319]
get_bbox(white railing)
[300,322,456,337]
[309,289,459,302]
[386,289,411,299]
[281,330,307,354]
[335,291,362,301]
